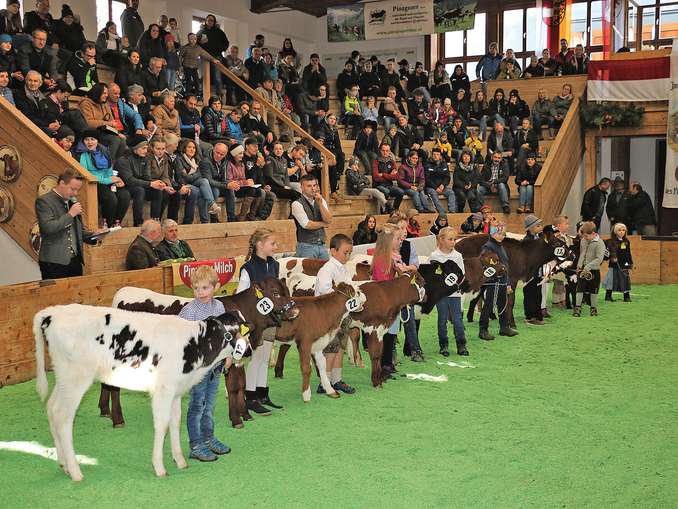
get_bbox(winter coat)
[354,129,378,155]
[120,7,144,50]
[54,19,86,53]
[453,161,478,190]
[301,63,327,95]
[346,167,371,195]
[397,161,425,190]
[372,155,398,186]
[117,152,151,188]
[152,104,180,136]
[196,25,229,58]
[606,191,630,226]
[552,94,573,118]
[74,142,113,184]
[78,97,114,129]
[424,158,450,189]
[515,161,541,186]
[514,127,539,153]
[201,107,230,142]
[67,51,98,89]
[480,159,510,187]
[627,190,657,229]
[581,186,608,221]
[476,53,502,81]
[264,154,290,188]
[115,62,145,95]
[507,98,530,120]
[137,31,167,66]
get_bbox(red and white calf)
[34,304,248,481]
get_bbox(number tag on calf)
[233,338,248,360]
[256,297,274,315]
[483,267,496,278]
[554,247,566,258]
[345,297,360,312]
[444,273,458,287]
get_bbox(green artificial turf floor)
[1,285,677,508]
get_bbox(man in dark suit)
[126,219,161,270]
[34,169,95,279]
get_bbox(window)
[96,0,127,33]
[441,12,486,77]
[627,0,678,49]
[192,17,206,35]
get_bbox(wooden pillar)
[610,137,630,184]
[321,160,330,202]
[584,133,598,189]
[202,61,211,102]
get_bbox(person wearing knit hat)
[126,134,148,150]
[406,208,421,238]
[478,220,518,340]
[461,211,483,233]
[0,34,12,44]
[54,4,87,54]
[230,144,244,157]
[61,4,74,18]
[81,128,99,141]
[522,214,546,325]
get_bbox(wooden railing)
[533,96,583,222]
[0,96,99,262]
[202,61,336,201]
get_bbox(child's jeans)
[436,296,465,349]
[186,362,223,449]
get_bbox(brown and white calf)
[107,278,298,429]
[278,255,372,282]
[274,282,366,402]
[34,305,248,481]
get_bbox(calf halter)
[434,264,466,290]
[403,272,426,302]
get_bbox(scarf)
[182,153,199,174]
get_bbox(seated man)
[199,142,238,222]
[67,42,98,89]
[125,84,156,136]
[17,29,57,88]
[126,219,161,270]
[155,219,195,261]
[107,82,144,136]
[141,56,169,105]
[479,151,511,214]
[424,147,456,215]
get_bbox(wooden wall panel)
[660,241,678,284]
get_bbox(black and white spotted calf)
[34,304,248,481]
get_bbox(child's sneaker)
[572,306,581,317]
[189,444,218,462]
[206,437,231,455]
[332,381,356,394]
[590,307,598,316]
[317,383,326,394]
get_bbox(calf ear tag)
[240,324,250,337]
[256,297,274,315]
[410,274,416,284]
[255,287,264,299]
[444,273,458,286]
[489,258,497,265]
[483,267,496,278]
[233,338,248,360]
[554,247,566,257]
[435,266,443,275]
[345,297,360,312]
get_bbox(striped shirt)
[178,298,225,321]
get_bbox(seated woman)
[453,148,480,213]
[378,86,406,131]
[506,89,530,132]
[488,87,508,127]
[228,144,264,221]
[115,50,144,96]
[74,129,130,226]
[428,61,451,100]
[515,152,541,213]
[78,83,126,162]
[552,83,573,130]
[155,219,195,261]
[174,139,221,224]
[468,90,489,141]
[152,91,181,137]
[346,157,387,214]
[96,21,122,67]
[353,214,378,245]
[201,95,233,145]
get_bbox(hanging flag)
[587,57,670,102]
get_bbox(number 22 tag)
[256,297,274,315]
[345,298,360,312]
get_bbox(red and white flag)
[587,57,670,102]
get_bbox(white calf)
[34,304,247,481]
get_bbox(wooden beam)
[250,0,287,14]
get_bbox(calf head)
[240,277,300,339]
[395,271,427,306]
[183,310,249,373]
[479,251,507,282]
[335,282,367,313]
[543,226,570,263]
[417,260,465,314]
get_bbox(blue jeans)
[165,69,177,91]
[468,115,488,140]
[210,61,223,93]
[402,305,422,353]
[212,187,235,222]
[186,362,222,449]
[194,178,216,223]
[478,183,510,208]
[519,184,534,208]
[376,184,404,209]
[436,296,465,349]
[425,186,457,214]
[383,116,396,131]
[532,113,554,130]
[295,242,329,259]
[404,188,432,212]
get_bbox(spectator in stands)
[407,61,428,97]
[302,53,327,96]
[273,77,299,130]
[225,144,262,221]
[0,67,13,104]
[177,34,211,97]
[264,140,301,205]
[362,95,379,125]
[0,0,23,38]
[497,60,520,80]
[292,173,332,259]
[126,83,155,135]
[74,128,130,226]
[381,57,404,100]
[606,177,628,228]
[372,142,403,212]
[488,87,507,126]
[247,33,264,59]
[245,46,266,88]
[501,48,521,73]
[221,45,246,105]
[141,56,169,105]
[464,126,484,163]
[405,208,421,237]
[243,137,275,220]
[379,85,406,131]
[295,87,317,132]
[358,59,381,99]
[277,37,298,68]
[627,182,657,235]
[539,48,559,77]
[381,124,399,156]
[160,133,200,225]
[353,214,377,245]
[120,0,143,51]
[277,52,299,87]
[397,58,409,81]
[0,33,20,83]
[397,150,431,213]
[429,213,448,235]
[126,219,161,270]
[54,129,74,152]
[175,138,221,223]
[227,108,244,144]
[152,91,180,137]
[199,142,237,222]
[67,42,98,89]
[522,54,545,79]
[13,69,46,126]
[450,64,470,98]
[532,88,556,139]
[479,151,510,214]
[452,88,470,121]
[23,0,55,45]
[453,148,480,212]
[476,42,502,83]
[96,22,123,67]
[52,4,84,54]
[145,136,182,220]
[461,211,483,233]
[487,120,514,170]
[581,178,610,230]
[429,61,451,100]
[241,99,273,147]
[316,112,345,201]
[155,218,194,260]
[286,142,310,190]
[552,83,573,129]
[254,76,278,129]
[395,114,425,161]
[565,44,589,75]
[164,35,179,90]
[38,79,84,136]
[115,50,144,95]
[17,28,57,86]
[167,17,181,46]
[554,38,573,71]
[137,24,167,67]
[336,60,358,103]
[425,147,455,215]
[78,83,126,161]
[116,135,153,225]
[346,156,387,212]
[515,117,539,169]
[446,116,466,160]
[106,82,143,137]
[200,95,233,146]
[196,14,228,95]
[353,120,378,175]
[342,84,363,139]
[439,97,455,130]
[515,152,541,213]
[407,88,430,137]
[468,90,489,140]
[507,89,530,132]
[435,130,452,161]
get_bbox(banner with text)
[664,40,678,208]
[168,256,245,297]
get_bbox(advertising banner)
[167,256,245,297]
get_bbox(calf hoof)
[274,373,283,378]
[99,411,111,418]
[302,388,312,402]
[69,472,84,482]
[154,468,168,477]
[175,457,188,469]
[327,391,340,399]
[232,422,244,429]
[242,413,254,421]
[112,421,125,428]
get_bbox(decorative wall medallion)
[37,174,59,196]
[30,222,41,255]
[0,145,22,183]
[0,186,15,222]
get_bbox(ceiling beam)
[251,0,361,18]
[250,0,287,15]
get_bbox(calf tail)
[33,313,49,402]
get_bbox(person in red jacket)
[372,142,404,212]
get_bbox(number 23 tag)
[256,297,274,315]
